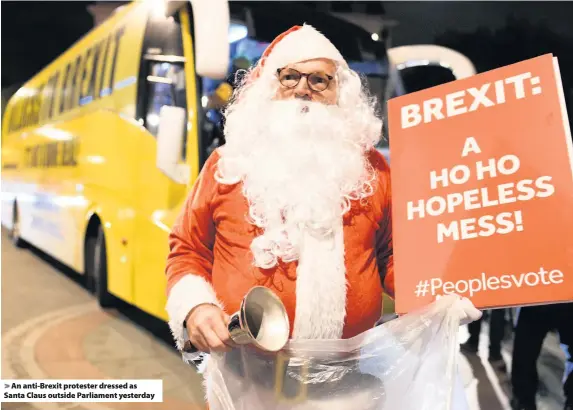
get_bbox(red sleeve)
[371,151,395,299]
[164,151,225,350]
[166,156,217,294]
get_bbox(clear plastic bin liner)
[199,296,469,410]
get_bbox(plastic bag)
[198,295,469,410]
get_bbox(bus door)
[129,7,192,313]
[131,1,230,318]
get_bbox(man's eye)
[310,75,327,84]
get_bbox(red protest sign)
[388,53,573,314]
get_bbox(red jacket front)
[165,148,394,350]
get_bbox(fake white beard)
[217,98,379,269]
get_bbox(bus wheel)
[91,226,115,308]
[10,204,27,248]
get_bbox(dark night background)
[2,1,573,122]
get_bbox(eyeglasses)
[276,68,334,92]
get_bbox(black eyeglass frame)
[276,68,334,93]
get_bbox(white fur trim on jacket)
[165,274,224,352]
[292,217,347,340]
[263,24,347,76]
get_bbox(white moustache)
[270,99,333,114]
[265,100,343,133]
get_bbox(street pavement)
[458,320,566,410]
[1,229,205,410]
[1,228,567,409]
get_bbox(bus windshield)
[200,3,391,156]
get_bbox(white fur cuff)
[165,274,224,351]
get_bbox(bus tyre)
[10,205,27,248]
[92,226,115,308]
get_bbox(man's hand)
[436,294,482,326]
[185,304,236,353]
[457,296,482,325]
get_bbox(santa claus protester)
[165,24,482,407]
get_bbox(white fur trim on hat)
[263,24,347,74]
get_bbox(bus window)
[137,10,188,157]
[144,61,187,158]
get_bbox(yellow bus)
[1,0,475,323]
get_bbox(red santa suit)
[164,24,395,408]
[166,147,393,345]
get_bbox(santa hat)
[249,24,347,82]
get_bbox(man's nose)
[293,77,312,99]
